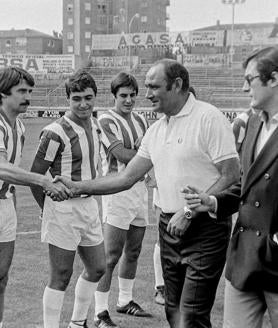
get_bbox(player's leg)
[116,224,152,317]
[69,242,105,328]
[153,205,165,305]
[0,197,17,327]
[94,223,127,326]
[43,244,75,328]
[0,241,14,325]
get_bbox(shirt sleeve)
[202,110,238,164]
[35,129,62,164]
[0,127,7,153]
[99,116,122,153]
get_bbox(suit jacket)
[216,113,278,292]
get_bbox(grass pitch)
[4,118,271,327]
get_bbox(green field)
[4,118,271,327]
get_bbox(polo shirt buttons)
[264,173,270,180]
[255,201,260,207]
[240,201,244,206]
[256,231,261,237]
[239,227,244,232]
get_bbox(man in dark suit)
[175,47,278,328]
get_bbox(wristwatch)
[183,205,192,220]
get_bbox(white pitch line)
[17,230,40,235]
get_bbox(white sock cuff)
[154,242,160,252]
[77,275,97,288]
[95,291,110,317]
[44,286,65,308]
[153,243,164,288]
[118,277,135,289]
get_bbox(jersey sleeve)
[35,129,64,164]
[99,116,122,153]
[0,125,7,154]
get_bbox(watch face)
[184,206,192,219]
[184,211,192,219]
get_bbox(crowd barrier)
[21,106,247,123]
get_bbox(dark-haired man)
[30,70,106,328]
[182,46,278,328]
[55,59,239,328]
[94,72,150,328]
[0,66,70,328]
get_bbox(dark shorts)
[159,211,231,328]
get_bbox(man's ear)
[174,77,183,92]
[270,71,278,87]
[0,93,7,99]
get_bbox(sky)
[0,0,278,35]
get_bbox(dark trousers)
[159,212,231,328]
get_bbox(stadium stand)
[30,64,249,110]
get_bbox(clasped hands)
[167,185,214,237]
[43,176,79,201]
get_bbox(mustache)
[20,101,30,106]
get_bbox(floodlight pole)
[128,13,140,71]
[222,0,246,67]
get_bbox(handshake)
[43,176,79,202]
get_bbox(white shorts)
[42,196,103,251]
[102,180,148,230]
[0,197,17,242]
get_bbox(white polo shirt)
[138,93,238,213]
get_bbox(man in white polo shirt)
[55,59,240,328]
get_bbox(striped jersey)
[35,116,102,181]
[99,110,148,175]
[0,110,25,199]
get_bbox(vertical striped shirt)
[99,109,148,175]
[0,110,25,199]
[35,116,102,181]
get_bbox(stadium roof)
[0,28,57,39]
[194,22,274,31]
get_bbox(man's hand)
[52,176,80,197]
[182,185,215,213]
[43,179,73,201]
[167,208,192,237]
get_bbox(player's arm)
[56,154,153,196]
[30,157,52,209]
[30,130,72,208]
[99,117,140,164]
[110,143,137,164]
[0,151,54,189]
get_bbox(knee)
[106,248,122,270]
[0,274,9,293]
[84,259,106,282]
[96,260,106,279]
[124,245,142,263]
[49,267,73,291]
